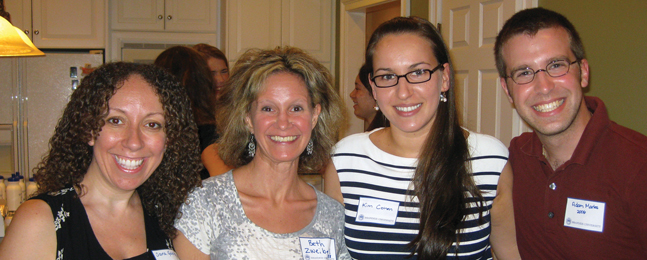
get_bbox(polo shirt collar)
[518,96,611,168]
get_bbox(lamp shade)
[0,16,44,57]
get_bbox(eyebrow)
[374,62,432,74]
[109,108,165,118]
[509,55,572,72]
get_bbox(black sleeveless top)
[31,186,175,260]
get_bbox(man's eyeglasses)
[371,64,444,88]
[507,59,579,85]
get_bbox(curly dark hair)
[216,46,345,173]
[155,46,217,125]
[33,62,202,239]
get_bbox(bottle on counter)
[0,176,5,201]
[6,177,21,213]
[27,177,38,199]
[17,174,25,201]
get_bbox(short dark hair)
[494,7,586,78]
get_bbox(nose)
[276,110,291,130]
[533,70,555,94]
[350,89,357,99]
[215,73,225,85]
[395,79,414,100]
[123,124,144,151]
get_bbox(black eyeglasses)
[507,60,579,85]
[371,64,444,88]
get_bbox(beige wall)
[540,0,647,135]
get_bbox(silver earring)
[306,139,313,155]
[247,135,256,157]
[440,92,447,103]
[374,104,379,111]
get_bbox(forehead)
[373,33,437,68]
[111,74,161,107]
[501,27,574,69]
[257,72,309,100]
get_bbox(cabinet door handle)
[167,15,172,20]
[158,15,163,20]
[23,30,30,35]
[34,30,40,35]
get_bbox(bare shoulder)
[0,199,57,259]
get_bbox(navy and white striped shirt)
[331,129,508,259]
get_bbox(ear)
[311,104,322,130]
[440,63,450,92]
[88,138,95,146]
[500,77,514,104]
[244,114,254,134]
[578,58,590,88]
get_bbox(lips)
[395,103,421,112]
[533,99,564,113]
[114,155,144,170]
[270,135,297,142]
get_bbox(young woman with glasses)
[324,17,519,259]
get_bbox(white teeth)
[533,99,564,112]
[114,155,144,170]
[270,136,297,142]
[395,104,421,112]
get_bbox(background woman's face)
[350,75,376,121]
[207,57,230,94]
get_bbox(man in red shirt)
[494,7,647,259]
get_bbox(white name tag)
[564,198,605,232]
[151,249,180,260]
[355,197,399,225]
[299,237,336,260]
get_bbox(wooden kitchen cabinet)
[226,0,334,71]
[4,0,106,49]
[111,0,219,32]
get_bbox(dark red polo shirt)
[509,96,647,259]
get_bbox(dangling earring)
[374,104,380,111]
[306,139,314,155]
[247,135,256,157]
[440,92,447,103]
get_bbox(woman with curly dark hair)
[0,62,202,259]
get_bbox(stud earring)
[247,135,256,157]
[374,104,380,111]
[440,92,447,103]
[306,139,314,155]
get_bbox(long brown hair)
[366,17,484,258]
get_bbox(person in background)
[173,46,350,259]
[0,62,202,259]
[495,7,647,259]
[154,46,228,179]
[193,43,230,97]
[324,17,519,259]
[351,63,389,131]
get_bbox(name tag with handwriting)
[355,197,399,225]
[152,249,179,260]
[564,197,605,232]
[299,237,336,260]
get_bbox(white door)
[31,0,105,48]
[441,0,536,146]
[111,0,165,31]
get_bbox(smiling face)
[207,57,230,95]
[500,27,590,137]
[350,74,377,121]
[245,72,321,165]
[86,74,167,192]
[370,33,450,135]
